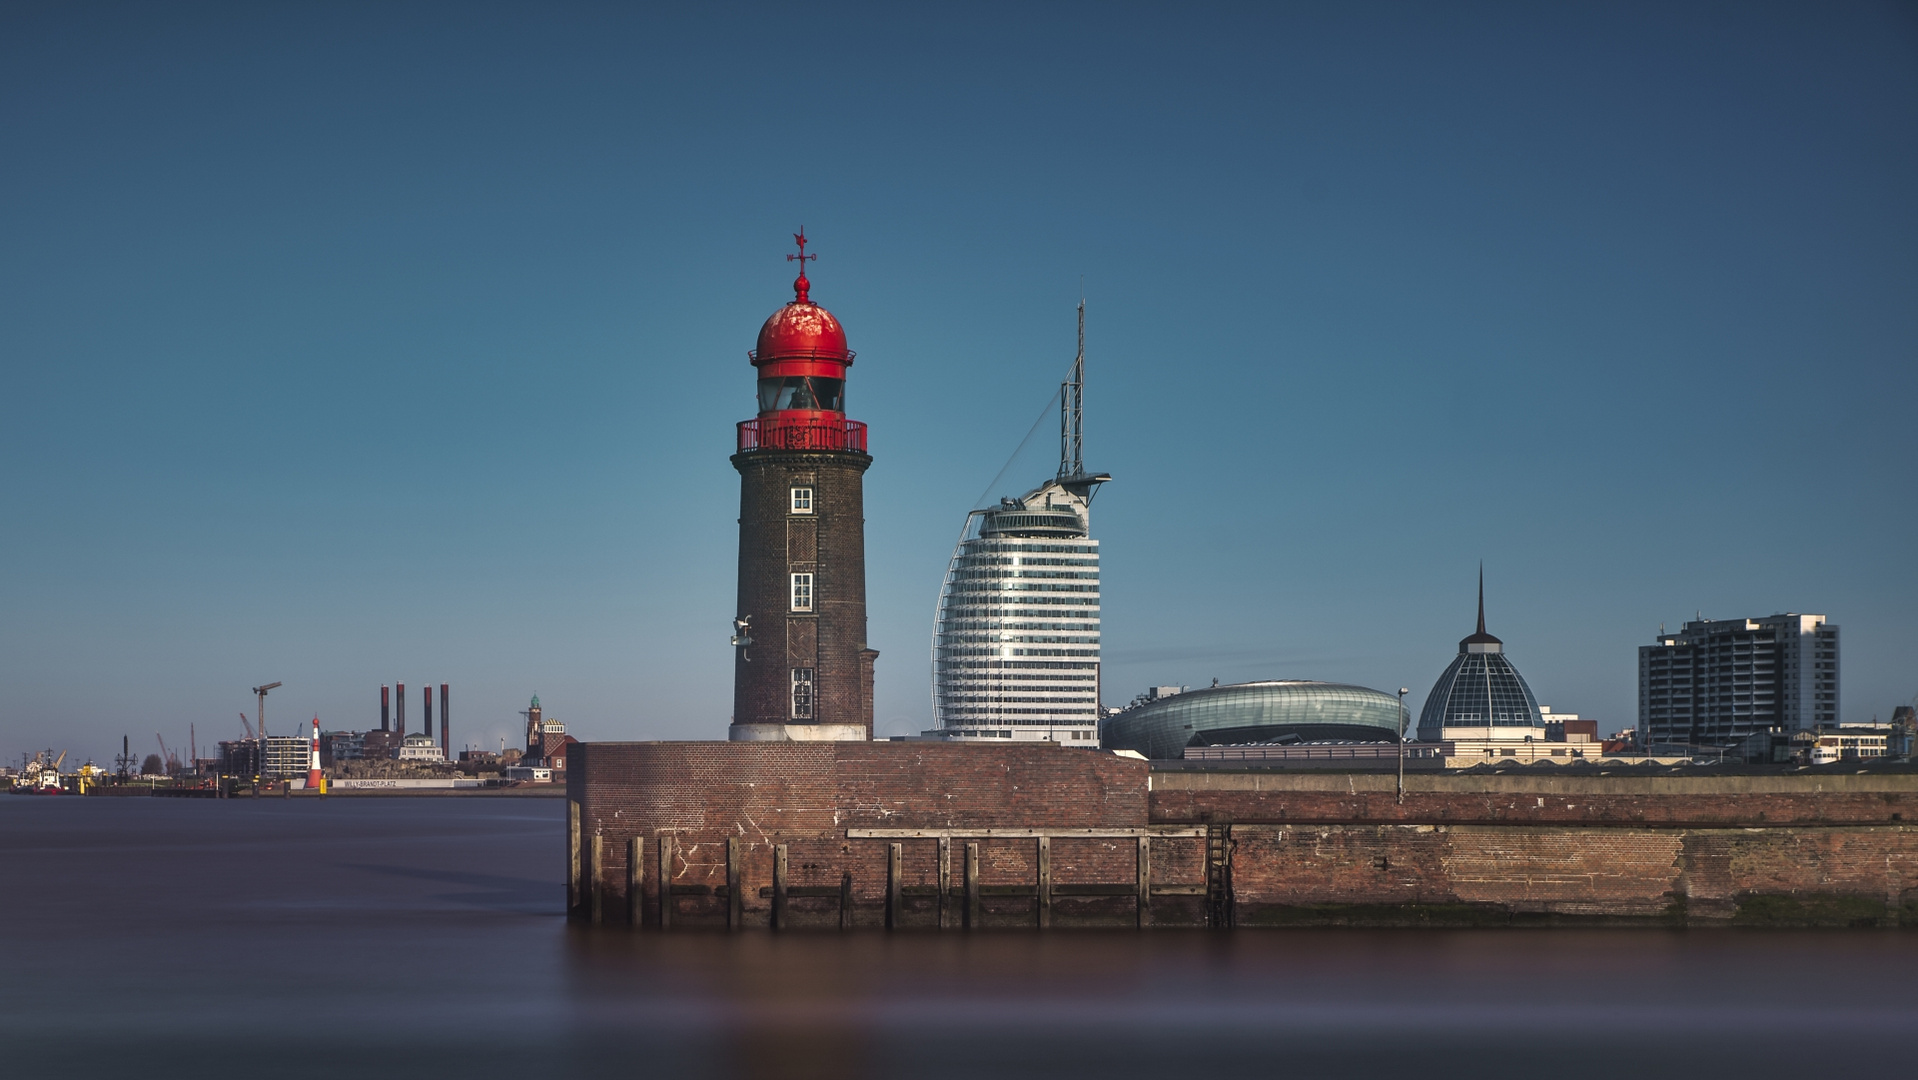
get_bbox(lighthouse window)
[791,668,815,720]
[791,487,813,514]
[790,573,814,612]
[759,376,844,413]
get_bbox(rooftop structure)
[1416,571,1543,742]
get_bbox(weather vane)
[788,228,815,268]
[787,227,815,300]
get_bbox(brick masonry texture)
[1149,769,1918,826]
[1225,823,1918,925]
[731,449,872,734]
[570,747,1918,928]
[570,742,1153,928]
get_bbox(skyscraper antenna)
[1059,299,1085,481]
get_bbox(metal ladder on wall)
[1205,824,1233,929]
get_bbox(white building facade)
[930,478,1103,743]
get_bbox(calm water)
[4,795,1915,1078]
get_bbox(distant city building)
[359,729,401,761]
[1808,722,1890,765]
[930,304,1109,745]
[398,733,444,762]
[322,731,364,765]
[217,739,258,777]
[1416,573,1543,743]
[1893,707,1917,759]
[522,695,576,774]
[254,736,307,779]
[1101,680,1405,760]
[1539,707,1597,744]
[1639,614,1837,748]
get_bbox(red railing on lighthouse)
[737,417,868,454]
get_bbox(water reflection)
[5,797,1915,1079]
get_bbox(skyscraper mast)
[1059,300,1085,482]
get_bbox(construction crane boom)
[239,712,255,739]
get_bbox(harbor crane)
[251,682,281,779]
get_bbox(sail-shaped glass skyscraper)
[929,306,1109,744]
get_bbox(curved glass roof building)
[1416,574,1543,741]
[1100,681,1408,760]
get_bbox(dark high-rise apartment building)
[1639,614,1838,748]
[728,232,876,742]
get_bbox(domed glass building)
[1100,680,1407,760]
[1416,574,1543,741]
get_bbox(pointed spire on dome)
[787,227,816,304]
[1460,563,1503,653]
[1477,563,1486,636]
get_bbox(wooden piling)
[726,836,741,932]
[886,843,902,930]
[657,834,673,930]
[937,836,951,930]
[590,831,604,924]
[964,842,980,930]
[772,844,789,931]
[566,801,581,916]
[1135,835,1151,929]
[628,837,644,929]
[1036,834,1051,929]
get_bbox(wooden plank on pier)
[847,827,1205,839]
[726,836,741,932]
[773,843,789,931]
[938,836,951,930]
[567,800,580,915]
[1036,835,1051,929]
[628,837,644,930]
[887,842,902,930]
[1136,834,1151,929]
[658,834,673,930]
[964,842,980,930]
[590,831,604,924]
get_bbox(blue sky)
[2,2,1914,762]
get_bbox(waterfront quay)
[568,742,1918,931]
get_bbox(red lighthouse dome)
[753,289,850,365]
[736,230,867,456]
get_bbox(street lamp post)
[1397,688,1411,805]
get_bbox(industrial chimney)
[439,683,450,759]
[380,684,390,732]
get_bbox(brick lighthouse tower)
[728,231,876,742]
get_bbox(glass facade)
[758,375,844,413]
[932,479,1101,739]
[1417,651,1542,737]
[1100,681,1408,761]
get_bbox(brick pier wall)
[569,745,1918,927]
[569,742,1160,929]
[1150,769,1918,826]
